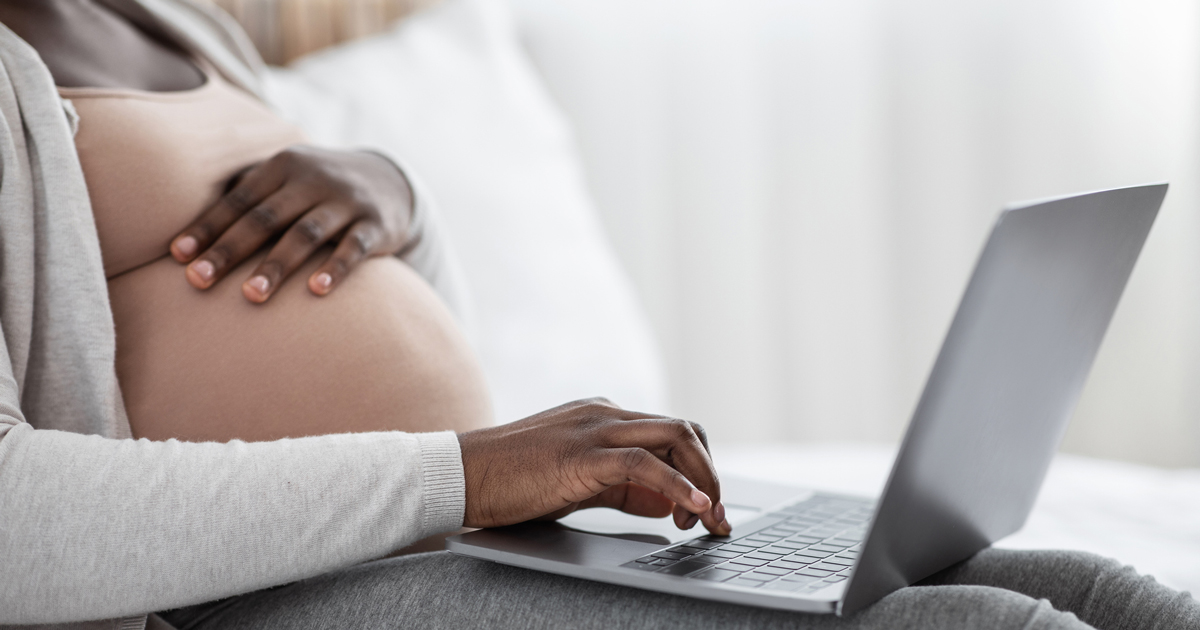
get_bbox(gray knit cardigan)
[0,1,468,627]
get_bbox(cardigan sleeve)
[0,414,465,625]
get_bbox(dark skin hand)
[459,398,732,535]
[1,0,416,303]
[170,146,415,303]
[2,1,734,536]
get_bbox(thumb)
[578,482,675,518]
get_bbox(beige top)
[60,59,491,443]
[58,57,305,280]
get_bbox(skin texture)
[0,0,730,536]
[459,399,731,535]
[171,145,417,303]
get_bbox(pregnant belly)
[109,252,493,442]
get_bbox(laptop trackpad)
[558,474,810,545]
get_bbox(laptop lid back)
[840,184,1166,615]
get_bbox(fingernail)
[246,275,270,296]
[173,235,197,259]
[690,489,711,510]
[719,519,732,535]
[713,502,726,523]
[683,513,700,529]
[190,260,214,283]
[312,272,332,294]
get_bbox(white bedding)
[716,442,1200,595]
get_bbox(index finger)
[604,418,729,535]
[170,160,287,263]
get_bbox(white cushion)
[261,0,668,423]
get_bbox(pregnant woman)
[0,1,1195,629]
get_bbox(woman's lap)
[160,549,1197,630]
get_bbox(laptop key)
[810,562,846,572]
[745,552,780,561]
[652,550,689,561]
[659,558,720,576]
[823,557,854,567]
[690,555,725,565]
[740,572,777,582]
[759,546,793,556]
[754,566,791,576]
[768,560,808,571]
[704,549,741,560]
[687,539,727,549]
[780,574,821,584]
[728,577,768,588]
[728,557,769,568]
[723,544,757,554]
[622,561,663,572]
[691,568,741,582]
[796,568,834,578]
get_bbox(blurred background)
[241,0,1200,468]
[506,0,1200,467]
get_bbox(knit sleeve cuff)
[416,431,466,535]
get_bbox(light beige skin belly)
[109,251,493,443]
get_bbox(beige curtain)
[211,0,439,64]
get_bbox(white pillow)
[262,0,669,423]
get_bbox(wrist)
[358,149,416,255]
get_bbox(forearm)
[0,420,463,625]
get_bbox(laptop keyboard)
[620,495,873,594]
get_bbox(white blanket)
[716,442,1200,595]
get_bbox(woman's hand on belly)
[457,398,734,537]
[169,145,414,303]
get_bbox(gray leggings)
[160,549,1199,630]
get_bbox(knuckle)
[191,222,215,243]
[246,204,278,232]
[225,187,256,214]
[328,256,351,279]
[350,228,373,256]
[583,397,614,410]
[617,448,647,472]
[295,218,325,246]
[668,419,694,440]
[276,147,303,166]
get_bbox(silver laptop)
[447,183,1167,616]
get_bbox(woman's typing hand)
[169,146,413,303]
[457,398,733,535]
